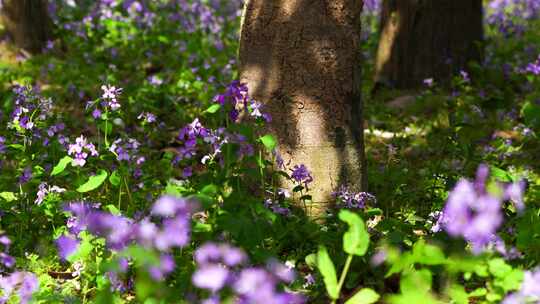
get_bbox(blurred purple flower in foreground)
[192,242,304,304]
[433,164,526,254]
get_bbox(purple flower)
[505,180,526,212]
[92,108,102,119]
[148,254,176,281]
[35,183,66,205]
[0,136,5,154]
[0,272,39,304]
[68,135,99,167]
[18,167,32,185]
[291,164,313,188]
[56,235,79,261]
[460,70,470,83]
[437,165,525,254]
[0,253,15,268]
[332,185,376,209]
[423,78,434,87]
[101,85,122,110]
[151,195,191,217]
[192,265,230,292]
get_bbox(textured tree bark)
[374,0,484,89]
[1,0,52,54]
[239,0,365,214]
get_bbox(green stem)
[123,175,132,207]
[332,254,354,304]
[104,109,109,148]
[259,150,264,191]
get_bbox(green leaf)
[490,166,513,183]
[345,288,380,304]
[109,170,121,187]
[521,101,540,128]
[205,104,221,114]
[411,240,446,265]
[104,204,121,216]
[305,253,317,269]
[338,210,370,256]
[51,156,73,176]
[468,288,487,297]
[77,170,108,193]
[258,134,277,151]
[488,258,512,278]
[68,231,94,262]
[0,192,17,202]
[400,269,432,294]
[317,245,339,300]
[448,284,468,304]
[200,184,218,196]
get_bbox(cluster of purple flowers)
[67,135,99,167]
[290,165,313,189]
[86,84,123,118]
[8,86,57,143]
[174,115,257,174]
[0,234,39,304]
[137,112,157,124]
[109,138,144,164]
[432,164,525,254]
[503,268,540,303]
[332,185,377,209]
[213,81,271,123]
[100,85,122,111]
[487,0,540,35]
[192,242,304,304]
[58,196,196,288]
[35,183,66,205]
[61,195,195,253]
[50,0,242,53]
[264,189,292,216]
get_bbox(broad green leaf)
[448,284,468,304]
[305,253,317,269]
[205,104,221,114]
[104,204,121,216]
[200,184,218,196]
[412,240,446,265]
[345,288,380,304]
[77,170,108,193]
[109,170,121,187]
[338,210,370,256]
[490,166,513,183]
[400,269,432,294]
[0,192,17,202]
[488,258,512,278]
[317,245,339,300]
[521,101,540,128]
[51,156,73,176]
[259,134,277,151]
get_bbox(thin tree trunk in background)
[1,0,52,54]
[239,0,365,215]
[374,0,484,89]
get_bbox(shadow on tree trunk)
[239,0,367,215]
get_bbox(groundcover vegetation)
[0,0,539,303]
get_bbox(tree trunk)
[1,0,52,54]
[374,0,484,89]
[239,0,365,214]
